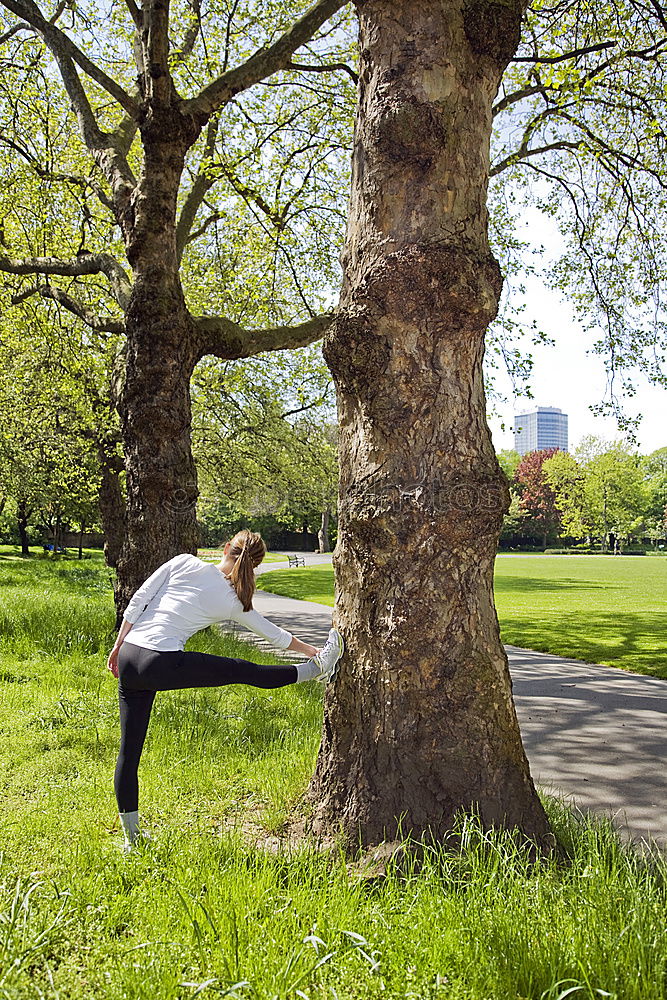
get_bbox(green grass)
[199,549,290,564]
[259,556,667,679]
[2,548,667,998]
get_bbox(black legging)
[115,641,298,813]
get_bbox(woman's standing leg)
[114,683,156,849]
[115,684,156,813]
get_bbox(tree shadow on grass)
[495,575,609,593]
[502,611,667,678]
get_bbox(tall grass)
[1,548,666,999]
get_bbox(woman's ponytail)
[228,530,267,611]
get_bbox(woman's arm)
[229,606,319,657]
[123,556,179,624]
[115,617,134,647]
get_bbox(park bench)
[288,554,305,568]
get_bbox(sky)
[486,211,667,458]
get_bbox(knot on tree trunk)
[349,243,502,324]
[324,243,502,394]
[138,100,202,154]
[369,95,448,172]
[323,311,391,396]
[462,0,524,65]
[339,472,510,545]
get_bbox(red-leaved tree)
[514,448,563,548]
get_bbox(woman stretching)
[106,530,343,852]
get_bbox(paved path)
[218,555,667,849]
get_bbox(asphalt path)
[216,553,667,849]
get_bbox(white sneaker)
[122,830,153,855]
[312,628,344,684]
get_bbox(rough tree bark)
[114,105,203,612]
[310,0,552,846]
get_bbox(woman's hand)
[287,636,320,658]
[107,646,120,679]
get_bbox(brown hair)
[228,529,267,611]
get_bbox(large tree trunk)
[115,110,202,617]
[310,0,551,847]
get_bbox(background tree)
[497,448,522,481]
[0,316,103,554]
[487,0,667,430]
[544,437,648,547]
[541,450,589,540]
[513,447,563,548]
[643,446,667,545]
[191,347,338,548]
[0,0,355,616]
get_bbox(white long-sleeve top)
[122,553,293,652]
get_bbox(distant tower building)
[514,407,568,456]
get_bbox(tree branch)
[182,208,224,247]
[194,313,334,361]
[45,52,136,211]
[111,112,139,158]
[144,0,173,102]
[218,163,284,227]
[0,20,29,41]
[176,115,219,260]
[0,0,138,115]
[0,252,132,309]
[122,0,142,29]
[645,0,667,30]
[6,22,138,208]
[493,82,542,117]
[172,0,202,63]
[10,284,124,333]
[183,0,349,117]
[495,37,667,118]
[0,130,117,211]
[285,59,358,83]
[512,41,617,64]
[491,140,582,176]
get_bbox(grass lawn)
[198,549,288,564]
[2,547,667,998]
[258,556,667,679]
